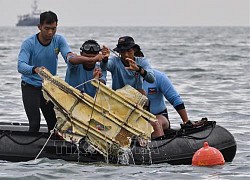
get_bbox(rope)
[38,70,111,160]
[86,79,101,135]
[35,122,57,160]
[36,76,106,160]
[74,78,98,89]
[182,126,215,140]
[82,78,112,162]
[97,82,110,163]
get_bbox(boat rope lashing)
[151,133,179,149]
[150,122,216,149]
[180,120,216,139]
[35,121,58,160]
[183,125,215,140]
[0,132,45,145]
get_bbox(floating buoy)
[192,141,225,166]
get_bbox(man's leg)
[40,95,57,132]
[150,120,165,138]
[156,114,170,130]
[21,82,41,132]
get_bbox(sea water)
[0,26,249,179]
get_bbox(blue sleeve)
[100,56,115,72]
[140,58,155,83]
[67,60,78,70]
[100,61,108,70]
[158,72,184,108]
[17,40,33,75]
[59,35,71,63]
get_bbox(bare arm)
[177,109,189,124]
[68,53,104,65]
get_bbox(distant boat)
[16,0,41,26]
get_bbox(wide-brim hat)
[113,36,140,52]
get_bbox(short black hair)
[83,40,98,46]
[40,11,58,25]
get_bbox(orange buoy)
[192,141,225,166]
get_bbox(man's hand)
[93,67,102,79]
[34,66,45,74]
[125,58,140,71]
[101,45,110,59]
[93,54,104,63]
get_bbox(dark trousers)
[21,81,56,132]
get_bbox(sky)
[0,0,249,27]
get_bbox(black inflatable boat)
[0,120,236,165]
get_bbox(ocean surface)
[0,26,249,179]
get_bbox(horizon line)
[0,25,249,28]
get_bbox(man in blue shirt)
[134,50,189,136]
[101,36,155,93]
[17,11,72,132]
[100,36,171,138]
[65,40,109,97]
[143,69,189,133]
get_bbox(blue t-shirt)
[143,69,184,114]
[65,62,107,97]
[18,34,71,87]
[101,56,155,90]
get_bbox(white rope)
[74,78,98,89]
[95,81,110,163]
[35,122,57,160]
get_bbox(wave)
[165,68,206,72]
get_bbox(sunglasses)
[80,44,101,52]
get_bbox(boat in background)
[16,0,41,26]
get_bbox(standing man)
[17,11,72,132]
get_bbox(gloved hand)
[180,117,209,129]
[180,120,194,129]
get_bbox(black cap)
[113,36,140,52]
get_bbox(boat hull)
[16,18,39,26]
[0,122,236,165]
[130,124,236,165]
